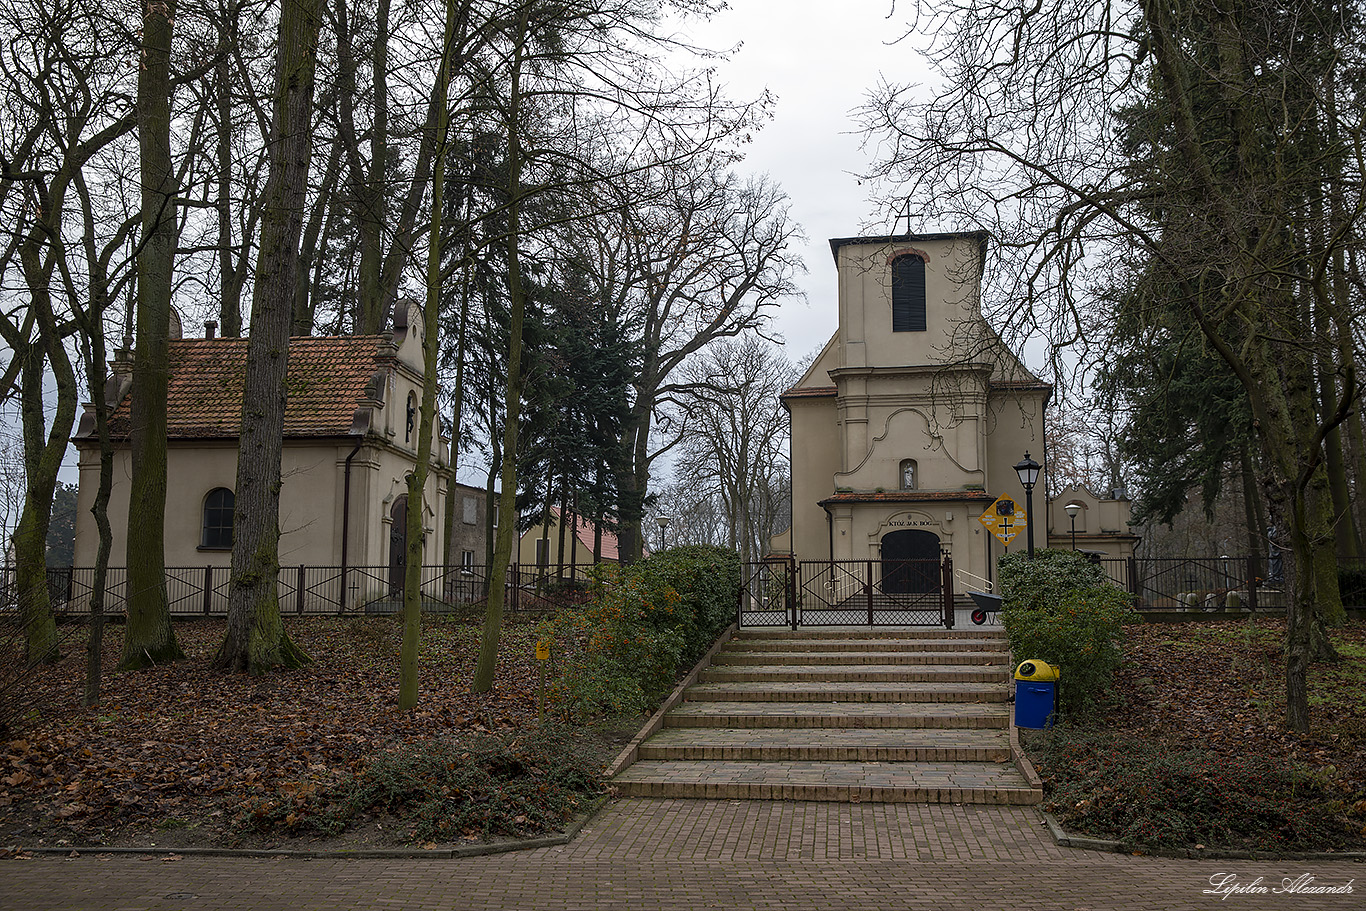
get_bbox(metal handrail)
[955,568,992,593]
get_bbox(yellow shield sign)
[978,494,1028,546]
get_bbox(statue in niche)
[900,459,917,490]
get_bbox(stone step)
[611,759,1040,805]
[713,650,1010,666]
[637,727,1011,762]
[700,664,1008,684]
[725,638,1007,653]
[684,681,1010,703]
[664,701,1009,729]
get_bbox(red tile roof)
[103,336,388,440]
[529,508,627,562]
[818,490,996,506]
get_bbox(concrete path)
[3,798,1360,910]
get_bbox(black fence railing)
[1090,556,1286,611]
[1,554,1300,623]
[738,557,955,629]
[0,562,597,618]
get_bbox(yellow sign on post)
[535,640,551,661]
[978,494,1028,546]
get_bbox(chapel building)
[776,231,1135,591]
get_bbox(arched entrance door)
[881,529,940,594]
[388,496,408,596]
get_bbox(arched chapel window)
[900,459,917,490]
[201,488,234,549]
[891,255,926,332]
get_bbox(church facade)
[778,231,1134,592]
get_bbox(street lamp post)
[1013,452,1041,559]
[656,515,671,553]
[1065,502,1080,551]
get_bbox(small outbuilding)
[71,301,451,605]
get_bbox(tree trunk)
[474,8,530,693]
[80,292,116,705]
[215,0,320,674]
[120,0,183,671]
[1239,447,1263,569]
[615,399,653,563]
[399,0,459,709]
[292,139,342,336]
[13,333,74,664]
[441,275,471,570]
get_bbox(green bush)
[1026,727,1356,852]
[545,545,740,721]
[999,550,1137,715]
[998,548,1108,606]
[546,567,687,719]
[632,545,740,663]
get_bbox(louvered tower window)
[891,255,926,332]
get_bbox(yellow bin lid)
[1014,659,1060,681]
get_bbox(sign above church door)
[978,494,1027,545]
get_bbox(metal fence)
[737,557,955,629]
[1090,556,1286,611]
[1,553,1299,623]
[1,561,595,618]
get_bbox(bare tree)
[585,162,805,563]
[676,337,795,564]
[398,0,471,709]
[120,0,186,670]
[0,0,139,664]
[468,0,776,691]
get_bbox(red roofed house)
[777,232,1134,592]
[71,301,451,607]
[516,506,631,569]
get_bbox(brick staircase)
[611,627,1042,805]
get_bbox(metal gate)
[738,556,955,628]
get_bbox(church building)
[777,231,1134,592]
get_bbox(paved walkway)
[3,798,1361,910]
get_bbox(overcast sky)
[678,1,932,360]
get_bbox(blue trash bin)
[1013,660,1060,729]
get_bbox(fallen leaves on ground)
[1109,616,1366,790]
[0,617,592,849]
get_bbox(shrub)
[547,567,687,720]
[1026,726,1356,852]
[545,545,740,721]
[239,726,605,843]
[632,545,740,663]
[998,549,1107,606]
[999,550,1137,715]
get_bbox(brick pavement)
[3,798,1361,910]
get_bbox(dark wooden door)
[388,496,408,596]
[881,529,940,594]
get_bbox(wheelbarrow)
[967,591,1003,626]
